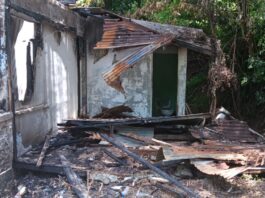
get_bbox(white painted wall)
[15,22,78,146]
[87,47,153,118]
[177,47,187,116]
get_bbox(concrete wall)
[15,22,78,146]
[0,114,12,173]
[10,0,86,36]
[0,0,13,184]
[87,47,153,117]
[0,0,8,112]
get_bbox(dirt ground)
[1,170,265,198]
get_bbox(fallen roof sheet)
[190,160,264,179]
[102,34,175,92]
[190,119,260,143]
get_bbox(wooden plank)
[36,132,52,167]
[59,154,89,198]
[100,133,199,198]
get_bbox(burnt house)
[2,1,264,197]
[0,0,212,188]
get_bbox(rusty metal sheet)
[103,35,175,93]
[191,159,265,179]
[191,160,248,179]
[168,142,265,166]
[94,19,161,49]
[190,119,259,143]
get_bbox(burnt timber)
[59,113,211,130]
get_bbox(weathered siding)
[15,22,78,146]
[87,47,153,117]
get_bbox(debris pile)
[93,105,134,119]
[12,109,265,197]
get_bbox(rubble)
[93,105,134,119]
[4,1,263,197]
[5,108,264,197]
[89,172,118,185]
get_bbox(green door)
[152,53,178,116]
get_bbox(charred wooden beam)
[100,133,199,198]
[14,160,68,176]
[59,113,211,130]
[102,148,127,166]
[59,154,89,198]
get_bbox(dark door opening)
[152,52,178,116]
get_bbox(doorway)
[152,51,178,116]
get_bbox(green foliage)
[90,0,265,122]
[187,73,209,113]
[111,0,140,14]
[76,0,104,7]
[129,0,265,119]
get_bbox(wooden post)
[177,48,187,116]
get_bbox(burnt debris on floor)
[9,108,265,198]
[1,1,264,198]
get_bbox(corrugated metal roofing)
[94,19,163,49]
[191,119,260,143]
[70,7,213,55]
[102,35,175,92]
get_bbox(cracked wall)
[87,47,153,117]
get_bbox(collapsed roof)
[70,7,213,92]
